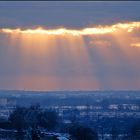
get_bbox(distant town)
[0,90,140,139]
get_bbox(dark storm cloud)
[0,2,140,28]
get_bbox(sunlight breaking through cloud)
[0,22,140,36]
[0,21,140,90]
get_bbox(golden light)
[1,21,140,36]
[131,43,140,48]
[0,21,140,90]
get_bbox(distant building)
[7,98,16,107]
[0,98,7,106]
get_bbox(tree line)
[0,104,98,140]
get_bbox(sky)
[0,1,140,91]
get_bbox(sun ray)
[0,21,140,90]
